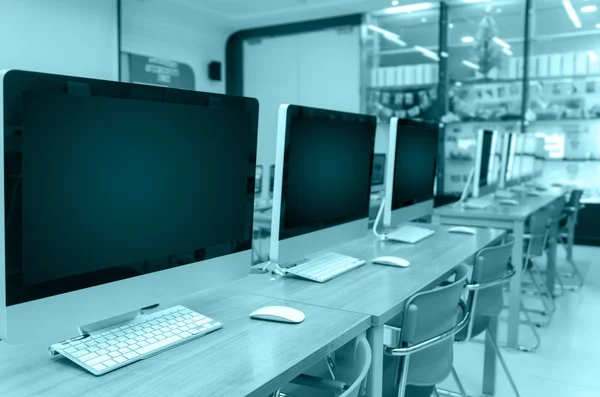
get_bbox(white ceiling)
[167,0,394,29]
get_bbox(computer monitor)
[372,154,386,186]
[384,118,439,227]
[270,105,376,265]
[0,70,259,344]
[473,129,501,198]
[255,166,263,195]
[510,134,526,183]
[521,134,537,181]
[269,164,275,198]
[534,136,545,176]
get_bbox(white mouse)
[249,306,305,324]
[449,226,477,235]
[499,199,519,206]
[372,256,410,268]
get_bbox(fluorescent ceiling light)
[503,48,513,56]
[462,60,480,70]
[461,36,475,43]
[563,0,582,28]
[382,2,433,14]
[597,23,600,29]
[581,5,597,13]
[589,51,598,63]
[391,0,399,5]
[414,46,440,62]
[492,37,511,49]
[367,25,407,47]
[441,51,449,58]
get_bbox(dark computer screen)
[478,130,494,188]
[505,134,515,182]
[269,165,275,193]
[4,71,258,306]
[371,154,386,186]
[392,120,439,211]
[279,106,376,240]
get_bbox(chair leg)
[435,367,468,397]
[486,329,521,397]
[397,356,411,397]
[525,269,556,327]
[498,302,541,352]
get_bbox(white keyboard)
[386,224,436,244]
[49,306,222,376]
[286,252,365,283]
[464,198,493,210]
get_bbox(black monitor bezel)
[391,118,439,211]
[3,70,259,306]
[278,105,376,241]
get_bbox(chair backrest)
[526,208,551,258]
[459,237,514,341]
[548,196,567,224]
[401,263,470,386]
[567,189,584,210]
[339,337,372,397]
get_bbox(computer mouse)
[499,199,519,206]
[448,226,477,235]
[372,256,410,268]
[249,306,305,324]
[495,191,515,199]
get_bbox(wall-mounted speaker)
[208,61,222,81]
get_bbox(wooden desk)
[0,289,370,397]
[432,189,567,351]
[226,223,506,397]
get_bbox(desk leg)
[507,221,524,349]
[483,316,498,396]
[432,214,441,226]
[566,215,575,263]
[367,325,384,397]
[546,222,558,296]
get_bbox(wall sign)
[127,53,195,90]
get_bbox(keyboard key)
[136,335,182,355]
[64,347,77,354]
[147,337,158,343]
[114,356,127,364]
[103,359,117,367]
[119,348,131,354]
[129,344,140,350]
[92,364,107,372]
[109,351,121,358]
[124,352,139,360]
[97,349,109,355]
[156,335,166,341]
[116,342,127,349]
[189,329,199,335]
[107,346,118,352]
[180,332,192,338]
[86,355,111,367]
[78,353,99,362]
[72,349,90,358]
[88,346,99,352]
[164,332,174,338]
[138,341,148,347]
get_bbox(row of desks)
[0,186,566,397]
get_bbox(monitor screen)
[279,106,376,240]
[505,134,517,181]
[4,73,258,306]
[478,130,494,188]
[511,135,525,180]
[269,165,275,193]
[392,120,439,211]
[372,154,386,186]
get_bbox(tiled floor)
[438,245,600,397]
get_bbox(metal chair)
[274,337,372,397]
[382,264,471,397]
[557,189,585,290]
[438,238,521,397]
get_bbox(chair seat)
[455,315,490,342]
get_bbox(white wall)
[244,27,362,197]
[121,0,232,93]
[0,0,118,80]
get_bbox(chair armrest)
[384,300,469,357]
[466,264,516,291]
[523,233,545,240]
[289,374,347,394]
